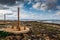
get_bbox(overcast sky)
[0,0,60,20]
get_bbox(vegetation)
[0,21,60,40]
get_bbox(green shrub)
[0,31,10,37]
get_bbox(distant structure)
[4,14,6,24]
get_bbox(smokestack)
[17,7,20,31]
[4,14,6,24]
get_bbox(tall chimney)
[4,14,6,24]
[17,7,20,31]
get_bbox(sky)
[0,0,60,20]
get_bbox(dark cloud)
[0,0,15,5]
[0,0,24,6]
[46,2,57,10]
[0,0,25,10]
[46,0,57,10]
[0,4,9,10]
[0,0,59,10]
[0,7,9,10]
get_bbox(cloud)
[0,0,60,20]
[32,2,41,9]
[27,0,32,4]
[0,10,12,14]
[0,4,9,10]
[32,2,47,11]
[0,9,13,20]
[55,11,60,16]
[20,13,29,19]
[0,0,59,10]
[32,0,58,11]
[0,0,15,5]
[56,6,60,10]
[0,0,58,10]
[0,0,24,6]
[46,0,57,3]
[40,3,47,11]
[0,0,24,11]
[46,0,57,10]
[35,0,41,2]
[0,2,25,20]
